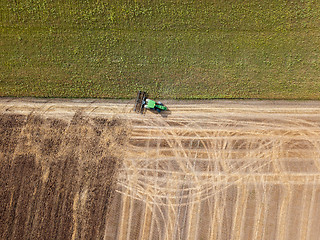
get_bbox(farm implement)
[134,91,167,114]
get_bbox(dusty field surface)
[1,98,320,240]
[0,107,128,239]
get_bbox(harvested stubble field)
[1,98,320,240]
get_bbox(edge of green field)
[1,0,320,99]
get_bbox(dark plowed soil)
[0,113,128,240]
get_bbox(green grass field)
[1,0,320,99]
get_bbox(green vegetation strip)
[1,0,320,99]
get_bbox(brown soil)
[0,112,128,240]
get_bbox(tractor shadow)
[149,108,171,118]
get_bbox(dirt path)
[1,98,320,240]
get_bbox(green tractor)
[134,91,167,114]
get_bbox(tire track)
[119,104,320,239]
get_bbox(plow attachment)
[134,91,147,114]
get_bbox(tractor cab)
[146,99,156,109]
[145,99,167,113]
